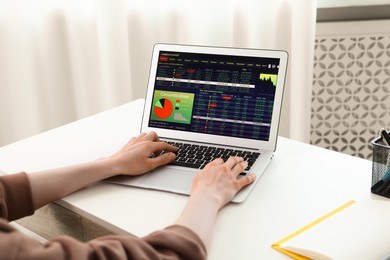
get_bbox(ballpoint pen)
[376,167,390,195]
[379,128,390,146]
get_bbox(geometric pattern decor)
[311,33,390,159]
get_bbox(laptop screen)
[147,50,281,141]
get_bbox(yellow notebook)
[272,200,390,260]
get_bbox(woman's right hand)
[190,156,256,209]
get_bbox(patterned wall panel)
[312,29,390,159]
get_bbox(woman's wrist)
[189,189,225,212]
[93,157,123,178]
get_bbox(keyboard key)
[170,160,203,169]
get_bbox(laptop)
[107,43,288,203]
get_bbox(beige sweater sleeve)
[0,173,207,260]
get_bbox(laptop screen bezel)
[141,43,288,151]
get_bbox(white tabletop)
[0,99,375,259]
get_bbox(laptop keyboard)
[157,141,260,174]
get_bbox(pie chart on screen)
[154,98,173,119]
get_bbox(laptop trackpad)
[139,167,194,194]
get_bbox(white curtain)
[0,0,316,146]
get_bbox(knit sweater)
[0,172,206,260]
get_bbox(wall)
[311,19,390,159]
[317,0,390,8]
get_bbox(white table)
[0,99,375,259]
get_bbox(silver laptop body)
[107,43,288,203]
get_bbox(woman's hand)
[107,131,177,176]
[175,156,256,248]
[28,131,177,209]
[190,156,256,209]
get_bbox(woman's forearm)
[27,158,117,209]
[26,132,177,210]
[175,157,255,249]
[175,194,220,249]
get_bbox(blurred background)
[1,0,390,160]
